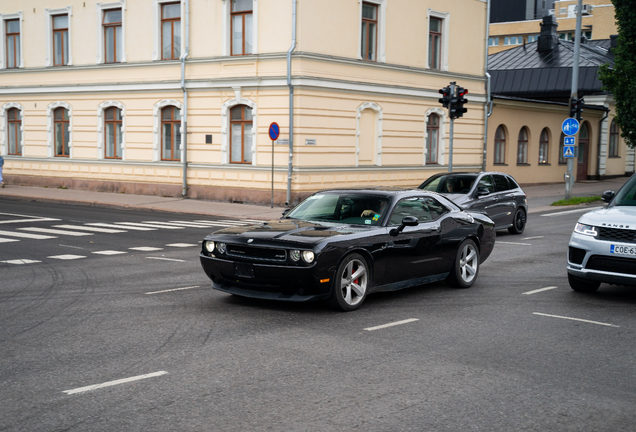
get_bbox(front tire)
[508,208,527,234]
[568,273,600,293]
[447,239,480,288]
[329,253,369,311]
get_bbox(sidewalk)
[0,176,630,219]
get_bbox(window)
[504,36,522,46]
[161,3,181,60]
[488,37,499,47]
[103,9,122,63]
[517,127,528,164]
[5,19,19,69]
[54,107,70,157]
[477,175,495,193]
[539,128,549,164]
[389,197,448,225]
[428,17,443,69]
[104,107,122,159]
[558,133,566,164]
[7,107,21,155]
[494,125,506,164]
[361,3,378,61]
[161,106,181,161]
[230,105,253,164]
[231,0,253,56]
[493,174,511,192]
[609,120,619,157]
[52,15,69,66]
[426,113,439,164]
[527,35,539,43]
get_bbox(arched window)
[517,127,528,164]
[494,125,506,164]
[54,107,70,157]
[426,113,439,164]
[230,105,253,164]
[161,106,181,161]
[104,107,122,159]
[539,128,549,164]
[558,133,566,164]
[7,108,22,155]
[609,119,619,157]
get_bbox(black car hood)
[210,219,376,245]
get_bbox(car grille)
[586,255,636,276]
[226,244,287,262]
[569,247,586,265]
[597,227,636,244]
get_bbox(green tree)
[599,0,636,148]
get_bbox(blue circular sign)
[562,118,580,136]
[268,122,280,141]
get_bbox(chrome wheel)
[459,243,478,284]
[339,258,368,307]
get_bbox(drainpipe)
[481,0,491,172]
[286,0,297,206]
[596,107,609,180]
[181,0,190,197]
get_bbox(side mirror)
[476,187,491,197]
[602,190,615,203]
[282,209,291,216]
[390,216,419,236]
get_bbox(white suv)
[567,173,636,292]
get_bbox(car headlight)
[574,223,598,237]
[204,241,215,253]
[290,250,301,261]
[217,242,227,254]
[302,250,315,263]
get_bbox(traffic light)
[569,96,584,121]
[438,86,451,109]
[453,86,469,119]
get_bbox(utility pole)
[448,81,456,172]
[566,0,583,200]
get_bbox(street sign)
[562,118,580,136]
[268,122,280,141]
[563,146,575,158]
[564,136,575,146]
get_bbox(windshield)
[286,193,390,226]
[612,175,636,206]
[419,174,478,194]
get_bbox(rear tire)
[329,253,369,311]
[447,239,480,288]
[568,273,600,293]
[508,208,527,234]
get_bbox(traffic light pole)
[566,0,583,200]
[448,82,456,172]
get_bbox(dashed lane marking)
[53,224,126,233]
[129,247,163,251]
[92,250,128,255]
[522,236,544,240]
[0,238,20,243]
[19,227,93,237]
[145,285,201,295]
[533,312,620,327]
[63,371,168,395]
[497,241,532,246]
[47,254,87,260]
[540,206,603,217]
[0,229,56,239]
[113,222,180,230]
[523,286,558,295]
[364,318,419,331]
[1,259,42,265]
[165,243,197,248]
[145,257,185,262]
[86,223,156,231]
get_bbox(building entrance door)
[577,122,589,181]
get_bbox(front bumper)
[567,232,636,287]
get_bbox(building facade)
[0,0,490,205]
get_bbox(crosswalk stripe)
[0,229,56,239]
[92,250,128,255]
[86,223,156,231]
[47,254,86,260]
[1,259,41,264]
[129,246,163,251]
[0,238,20,243]
[169,221,217,227]
[205,223,249,228]
[115,222,183,230]
[243,219,269,223]
[19,227,93,237]
[194,220,250,226]
[141,221,210,228]
[53,224,127,233]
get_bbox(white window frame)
[0,103,25,156]
[96,1,126,64]
[152,0,185,61]
[222,0,259,56]
[424,107,446,166]
[0,12,24,69]
[97,101,126,160]
[427,9,449,71]
[153,99,183,162]
[356,102,383,166]
[488,37,499,47]
[45,7,73,67]
[220,88,257,165]
[47,101,73,158]
[357,0,386,63]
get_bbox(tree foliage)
[599,0,636,148]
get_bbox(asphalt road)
[1,198,635,431]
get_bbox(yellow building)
[0,0,490,205]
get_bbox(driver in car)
[361,200,388,218]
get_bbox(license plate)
[610,244,636,257]
[234,262,255,278]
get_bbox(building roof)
[488,39,614,99]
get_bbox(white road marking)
[540,206,603,217]
[145,285,201,295]
[145,257,185,262]
[0,212,61,224]
[0,237,20,243]
[136,221,190,228]
[87,223,156,231]
[92,250,128,255]
[129,247,163,251]
[0,229,56,239]
[169,221,216,227]
[194,220,248,226]
[522,236,544,240]
[19,227,93,236]
[242,219,267,223]
[165,243,197,248]
[364,318,419,331]
[63,371,168,395]
[114,222,179,230]
[53,224,126,233]
[47,254,87,260]
[59,244,85,250]
[1,259,41,264]
[523,286,558,295]
[497,241,532,246]
[533,312,620,327]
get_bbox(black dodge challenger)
[200,187,496,311]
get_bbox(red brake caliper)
[353,264,359,285]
